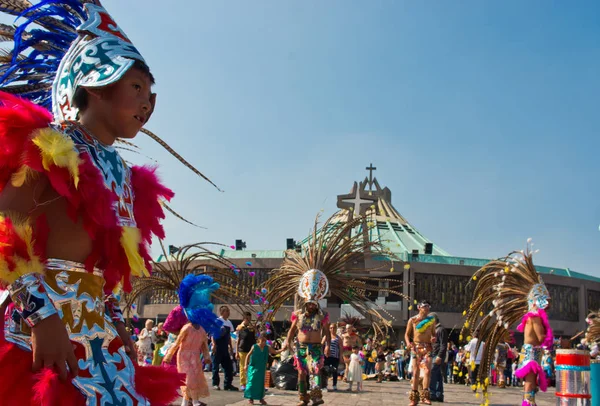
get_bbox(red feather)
[0,92,52,193]
[131,165,174,244]
[0,339,85,405]
[32,369,85,406]
[134,363,185,405]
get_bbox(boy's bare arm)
[0,176,78,380]
[531,316,547,344]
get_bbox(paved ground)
[174,373,556,405]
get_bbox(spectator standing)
[466,333,485,389]
[364,338,375,375]
[495,332,511,388]
[322,323,341,391]
[236,312,257,391]
[212,306,238,391]
[429,313,448,402]
[137,319,156,365]
[446,343,457,384]
[395,345,406,380]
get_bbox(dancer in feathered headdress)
[264,212,405,406]
[0,1,220,404]
[461,242,553,406]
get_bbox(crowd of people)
[126,301,599,406]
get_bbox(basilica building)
[138,165,600,340]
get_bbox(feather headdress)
[125,242,252,323]
[0,0,221,200]
[461,242,552,394]
[586,310,600,345]
[263,212,406,337]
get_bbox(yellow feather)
[120,226,149,277]
[10,166,36,188]
[13,257,44,280]
[32,128,81,188]
[13,221,36,259]
[0,215,45,284]
[0,257,12,285]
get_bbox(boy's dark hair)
[72,60,155,113]
[352,345,360,350]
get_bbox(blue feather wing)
[0,1,86,107]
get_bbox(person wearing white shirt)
[136,319,156,365]
[467,333,485,388]
[212,306,238,391]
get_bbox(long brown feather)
[161,202,207,229]
[125,242,253,317]
[140,127,222,192]
[0,0,33,15]
[262,212,406,338]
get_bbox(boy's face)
[94,66,154,139]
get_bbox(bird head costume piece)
[177,274,222,337]
[263,212,407,337]
[461,242,554,401]
[0,0,221,193]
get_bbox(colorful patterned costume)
[462,243,554,406]
[0,1,225,404]
[263,213,407,406]
[290,270,330,406]
[0,101,182,405]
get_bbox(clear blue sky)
[36,2,600,275]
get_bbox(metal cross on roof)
[337,181,377,217]
[341,186,374,216]
[366,163,377,188]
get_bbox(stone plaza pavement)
[174,373,556,406]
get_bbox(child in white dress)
[346,346,363,392]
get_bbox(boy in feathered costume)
[462,242,553,406]
[0,1,219,404]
